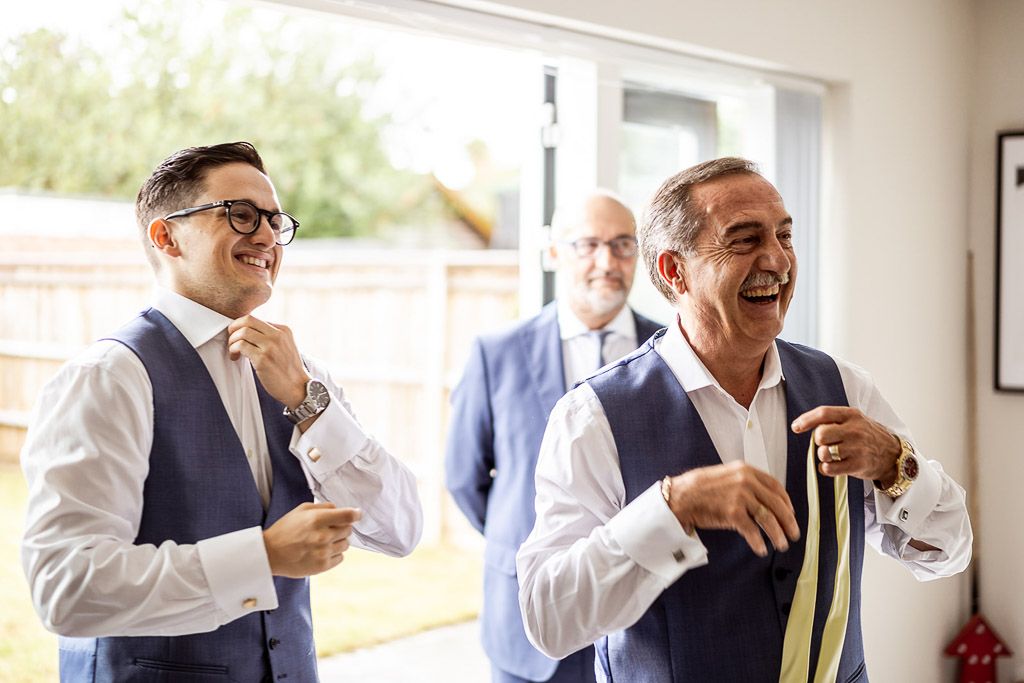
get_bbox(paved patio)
[318,620,489,682]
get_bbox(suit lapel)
[521,305,663,417]
[520,303,567,417]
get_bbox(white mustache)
[740,271,789,290]
[587,271,624,285]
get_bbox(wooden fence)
[0,243,520,544]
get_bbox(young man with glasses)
[445,190,661,683]
[21,141,423,682]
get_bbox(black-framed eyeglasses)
[164,200,299,246]
[561,236,638,259]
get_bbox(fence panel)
[0,247,519,544]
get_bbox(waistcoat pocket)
[132,657,229,676]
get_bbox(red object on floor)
[944,614,1012,683]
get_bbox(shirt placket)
[235,354,270,509]
[742,402,773,478]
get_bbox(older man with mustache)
[445,190,661,683]
[517,158,972,682]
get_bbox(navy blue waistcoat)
[587,332,867,683]
[59,308,317,682]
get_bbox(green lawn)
[0,465,481,681]
[0,466,57,682]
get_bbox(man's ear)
[148,218,181,257]
[544,241,560,272]
[657,251,686,297]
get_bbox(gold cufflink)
[307,447,322,463]
[242,597,258,609]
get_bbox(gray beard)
[576,284,627,319]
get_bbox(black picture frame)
[995,130,1024,391]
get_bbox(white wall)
[971,2,1024,681]
[430,1,975,680]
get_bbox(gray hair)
[638,157,761,302]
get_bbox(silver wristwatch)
[283,379,330,425]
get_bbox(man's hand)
[667,461,801,557]
[793,406,940,551]
[263,502,362,578]
[227,315,309,409]
[791,406,901,487]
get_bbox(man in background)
[21,141,422,681]
[446,190,661,683]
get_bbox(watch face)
[308,380,330,409]
[902,453,919,481]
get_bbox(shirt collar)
[153,288,233,349]
[556,298,636,341]
[657,316,785,395]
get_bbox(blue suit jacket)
[445,302,662,680]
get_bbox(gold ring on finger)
[828,444,841,462]
[753,504,769,524]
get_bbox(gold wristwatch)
[875,435,919,498]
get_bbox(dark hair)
[135,141,266,265]
[638,156,761,302]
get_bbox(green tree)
[0,0,442,238]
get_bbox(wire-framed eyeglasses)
[560,236,638,259]
[164,200,299,246]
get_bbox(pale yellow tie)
[779,439,851,683]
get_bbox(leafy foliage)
[0,1,442,238]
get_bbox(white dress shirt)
[557,300,639,390]
[21,289,423,637]
[516,320,973,659]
